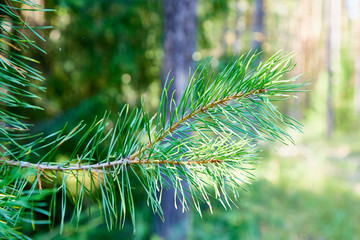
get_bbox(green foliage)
[0,0,44,152]
[32,0,162,120]
[2,50,304,233]
[0,2,53,238]
[0,1,305,238]
[0,168,50,240]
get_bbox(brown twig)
[37,170,42,190]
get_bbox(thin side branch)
[129,88,266,160]
[0,158,221,171]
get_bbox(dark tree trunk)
[161,0,197,104]
[233,0,242,54]
[153,0,197,239]
[251,0,264,52]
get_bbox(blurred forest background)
[16,0,360,239]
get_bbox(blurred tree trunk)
[353,1,360,118]
[251,0,264,52]
[233,0,242,54]
[153,0,197,239]
[161,0,197,105]
[289,0,324,121]
[326,0,341,137]
[326,1,334,137]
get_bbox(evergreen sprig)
[0,0,305,236]
[0,1,52,238]
[1,51,304,232]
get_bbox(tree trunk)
[352,1,360,118]
[161,0,197,104]
[251,0,264,52]
[326,0,341,137]
[233,0,242,54]
[153,0,197,239]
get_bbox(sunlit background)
[19,0,360,239]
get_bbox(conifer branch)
[0,48,306,233]
[0,1,306,232]
[0,88,264,172]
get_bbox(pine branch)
[0,88,266,171]
[0,2,307,234]
[1,50,306,233]
[0,2,53,239]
